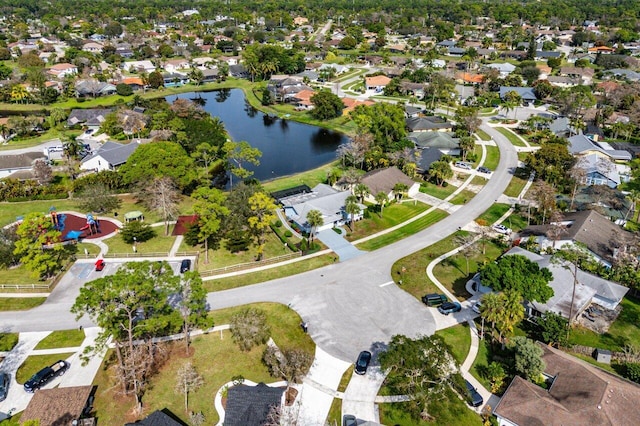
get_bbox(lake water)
[166,89,346,182]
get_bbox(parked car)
[455,161,472,170]
[180,259,191,273]
[24,360,69,392]
[438,301,462,315]
[354,350,372,375]
[94,259,105,271]
[472,300,482,314]
[422,293,447,307]
[342,414,357,426]
[492,224,512,234]
[0,372,9,401]
[477,166,491,174]
[465,380,484,407]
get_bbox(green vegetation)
[495,127,526,147]
[436,323,471,365]
[0,333,19,351]
[476,203,511,224]
[16,353,75,384]
[103,234,176,255]
[469,337,492,390]
[475,129,492,141]
[0,265,51,286]
[261,161,339,194]
[76,242,101,257]
[483,145,500,170]
[93,303,313,425]
[449,189,476,205]
[504,175,529,198]
[345,202,429,241]
[356,210,449,251]
[0,297,46,311]
[420,181,458,200]
[34,329,86,350]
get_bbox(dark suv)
[24,360,69,392]
[465,380,484,407]
[422,293,447,307]
[354,351,372,375]
[180,259,191,273]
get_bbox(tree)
[230,307,270,351]
[175,362,204,413]
[120,221,156,244]
[353,183,370,203]
[454,234,479,276]
[262,346,313,384]
[392,183,409,201]
[247,191,277,260]
[480,290,525,344]
[510,336,546,382]
[192,186,228,264]
[480,254,554,303]
[119,142,197,190]
[503,90,522,119]
[32,159,52,185]
[526,144,574,188]
[458,136,476,162]
[177,271,212,355]
[375,192,388,217]
[537,311,568,347]
[310,90,344,120]
[530,180,558,224]
[455,106,481,136]
[76,183,122,213]
[344,195,361,228]
[379,335,457,421]
[223,140,262,186]
[0,225,20,269]
[116,83,133,96]
[428,160,453,186]
[14,213,74,280]
[306,209,323,243]
[351,103,407,150]
[148,71,164,89]
[136,177,181,236]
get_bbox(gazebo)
[124,211,144,223]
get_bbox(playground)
[49,209,119,241]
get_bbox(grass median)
[34,330,85,350]
[0,297,47,311]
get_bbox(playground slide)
[80,224,90,231]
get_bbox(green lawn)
[327,398,342,426]
[202,254,335,292]
[475,129,492,141]
[483,145,500,170]
[436,323,471,365]
[0,129,82,152]
[356,209,449,251]
[469,337,492,391]
[470,176,488,186]
[16,353,75,384]
[504,175,529,198]
[419,182,458,199]
[261,161,340,194]
[93,303,314,425]
[76,242,102,257]
[0,264,52,286]
[449,189,477,205]
[103,234,176,255]
[495,127,526,147]
[0,297,47,311]
[0,333,19,351]
[378,387,482,426]
[345,201,429,241]
[476,203,511,225]
[34,330,86,350]
[568,297,640,351]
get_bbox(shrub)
[120,220,156,244]
[0,333,18,351]
[230,308,269,351]
[274,220,282,227]
[625,363,640,383]
[284,230,292,238]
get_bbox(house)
[291,89,315,110]
[75,80,117,97]
[478,247,628,320]
[359,166,420,203]
[494,343,640,426]
[341,98,375,115]
[82,41,103,53]
[201,68,219,83]
[267,75,311,102]
[67,108,113,129]
[604,68,640,82]
[119,77,145,91]
[80,140,140,172]
[365,75,391,92]
[0,152,46,179]
[224,383,286,426]
[162,72,189,87]
[499,86,537,103]
[408,132,460,155]
[125,409,185,426]
[164,58,190,73]
[519,210,637,267]
[579,153,621,188]
[406,116,453,132]
[228,64,248,78]
[279,184,365,233]
[560,66,595,85]
[46,62,78,78]
[484,62,516,77]
[20,385,95,426]
[124,60,156,73]
[567,134,632,161]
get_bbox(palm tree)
[498,290,525,342]
[10,84,29,104]
[344,195,360,229]
[480,292,502,341]
[393,183,409,201]
[306,209,324,243]
[625,189,640,222]
[353,183,370,203]
[375,192,388,217]
[0,124,8,142]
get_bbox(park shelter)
[124,211,144,223]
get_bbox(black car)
[24,360,68,393]
[477,166,491,174]
[0,372,9,401]
[342,414,357,426]
[180,259,191,273]
[354,350,372,375]
[465,380,484,407]
[437,301,462,315]
[421,293,447,307]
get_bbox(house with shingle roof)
[406,116,453,132]
[80,140,140,172]
[567,134,632,161]
[67,108,113,129]
[360,166,420,202]
[20,385,95,426]
[223,383,285,426]
[494,343,640,426]
[499,86,537,103]
[125,409,185,426]
[365,75,391,91]
[46,62,78,78]
[0,151,46,179]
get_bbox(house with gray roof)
[67,108,113,129]
[0,151,46,179]
[224,383,285,426]
[484,62,516,77]
[408,131,460,155]
[499,86,537,103]
[406,116,453,132]
[567,133,632,161]
[604,68,640,82]
[80,140,140,172]
[75,80,117,97]
[280,184,364,233]
[360,166,420,203]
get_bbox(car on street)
[421,293,447,307]
[492,224,511,234]
[465,379,484,407]
[342,414,357,426]
[472,300,482,314]
[455,161,472,170]
[180,259,191,273]
[477,166,491,174]
[94,259,105,271]
[438,301,462,315]
[0,372,9,401]
[24,360,69,392]
[354,350,372,375]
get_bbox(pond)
[166,89,347,183]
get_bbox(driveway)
[316,228,364,261]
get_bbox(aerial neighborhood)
[2,0,640,425]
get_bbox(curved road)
[0,123,517,363]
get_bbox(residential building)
[406,116,453,132]
[80,140,140,172]
[365,75,391,92]
[67,108,113,129]
[46,62,78,78]
[359,166,420,203]
[75,80,117,97]
[408,132,460,155]
[224,383,285,426]
[125,410,184,426]
[567,134,632,161]
[499,86,537,103]
[20,385,95,426]
[0,152,46,179]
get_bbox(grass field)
[261,161,340,194]
[0,264,50,286]
[345,201,429,241]
[475,129,492,141]
[504,175,529,198]
[436,323,471,365]
[103,234,176,255]
[16,353,75,384]
[483,146,500,170]
[495,127,526,147]
[34,330,85,350]
[93,303,313,425]
[419,182,458,199]
[449,189,476,205]
[0,297,47,311]
[0,333,19,351]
